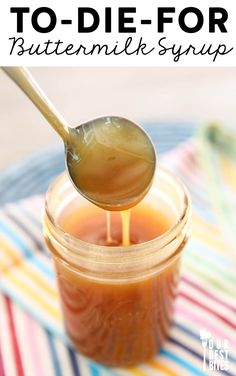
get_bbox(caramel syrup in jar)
[44,120,189,366]
[49,203,180,366]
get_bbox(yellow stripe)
[220,156,236,193]
[0,257,9,272]
[192,229,225,253]
[0,254,21,271]
[0,239,58,298]
[0,238,23,270]
[128,360,180,376]
[192,209,229,255]
[147,359,180,376]
[21,262,58,298]
[0,236,22,256]
[127,368,148,376]
[4,271,61,321]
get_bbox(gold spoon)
[3,67,156,211]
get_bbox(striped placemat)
[0,133,235,376]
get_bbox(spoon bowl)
[66,116,156,210]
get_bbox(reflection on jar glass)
[43,168,191,367]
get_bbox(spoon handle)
[2,67,70,142]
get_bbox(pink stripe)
[176,305,236,347]
[182,156,201,182]
[24,313,44,376]
[166,150,206,201]
[181,275,236,313]
[5,297,24,376]
[177,150,202,186]
[170,143,204,187]
[0,347,5,376]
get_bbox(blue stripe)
[16,204,51,257]
[88,363,100,376]
[175,323,236,365]
[0,220,31,257]
[67,347,80,376]
[0,158,63,204]
[0,154,62,192]
[192,203,217,225]
[0,220,53,279]
[169,337,234,376]
[46,331,62,376]
[176,322,203,341]
[98,366,120,376]
[18,164,62,193]
[160,348,205,375]
[3,210,44,252]
[0,147,63,184]
[4,163,62,200]
[169,337,203,361]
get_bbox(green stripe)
[184,250,236,285]
[182,260,236,299]
[197,124,236,244]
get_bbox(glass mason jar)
[43,168,191,367]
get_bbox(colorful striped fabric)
[197,124,236,258]
[0,132,236,375]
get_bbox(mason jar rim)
[44,167,191,266]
